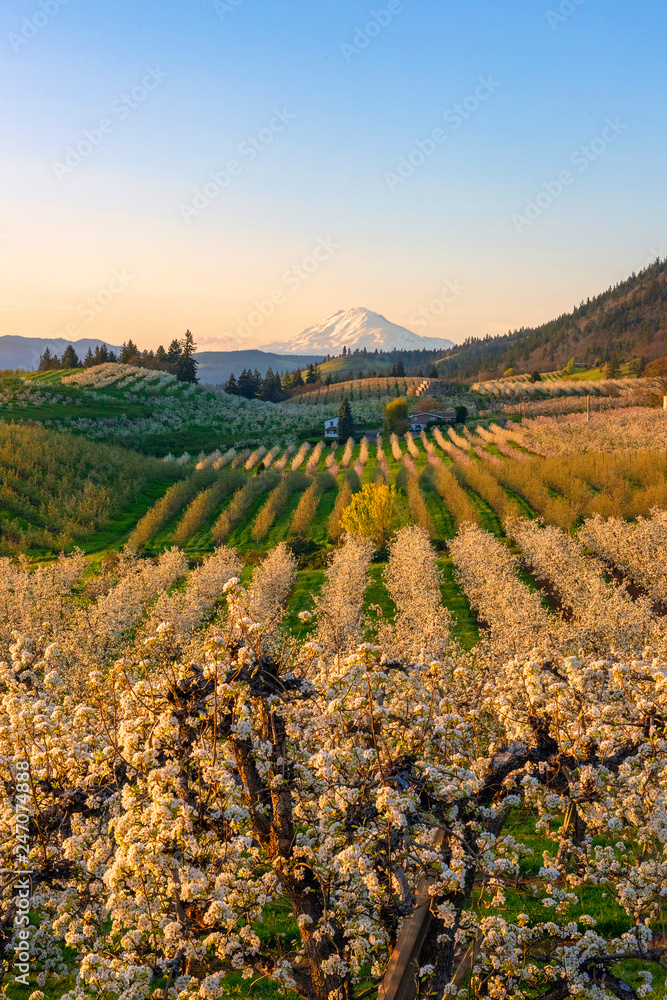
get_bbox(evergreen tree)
[93,344,115,365]
[237,369,257,398]
[120,340,142,364]
[84,348,95,368]
[291,368,304,388]
[38,349,54,371]
[260,367,274,401]
[305,364,318,384]
[223,372,239,395]
[604,356,620,379]
[325,373,333,386]
[61,345,80,369]
[155,345,167,363]
[337,396,354,443]
[177,330,198,383]
[429,364,439,379]
[260,368,284,402]
[166,339,182,363]
[395,356,405,377]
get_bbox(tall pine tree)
[176,330,198,383]
[61,345,80,369]
[119,340,140,364]
[166,339,182,363]
[223,372,239,395]
[38,349,55,371]
[237,369,257,398]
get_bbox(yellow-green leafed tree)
[383,396,409,434]
[340,481,407,549]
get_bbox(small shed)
[324,416,339,439]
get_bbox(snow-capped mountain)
[260,308,455,355]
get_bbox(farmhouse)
[324,416,338,439]
[410,411,454,431]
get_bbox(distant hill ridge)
[0,335,123,371]
[195,350,325,385]
[0,337,323,383]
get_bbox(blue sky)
[0,0,665,350]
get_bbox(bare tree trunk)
[378,830,447,1000]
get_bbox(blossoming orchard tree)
[0,525,667,1000]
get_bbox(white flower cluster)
[16,367,347,447]
[1,553,666,999]
[449,523,558,654]
[501,392,647,417]
[2,508,667,1000]
[517,407,667,456]
[61,363,177,389]
[314,533,374,655]
[379,525,452,662]
[579,510,667,604]
[508,517,657,654]
[472,374,652,399]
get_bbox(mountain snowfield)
[260,307,455,355]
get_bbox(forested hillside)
[435,257,667,379]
